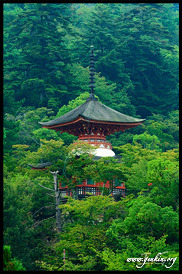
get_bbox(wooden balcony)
[59,186,125,201]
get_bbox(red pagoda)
[39,46,145,199]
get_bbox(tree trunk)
[72,187,78,200]
[101,182,106,195]
[50,171,62,232]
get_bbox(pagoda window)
[87,179,94,185]
[86,187,96,195]
[78,181,83,185]
[78,187,84,195]
[90,139,94,142]
[112,188,119,195]
[92,188,96,195]
[61,190,67,197]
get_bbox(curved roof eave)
[39,100,145,127]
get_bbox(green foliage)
[147,156,179,209]
[4,3,73,111]
[3,245,26,271]
[17,107,57,149]
[115,143,158,168]
[105,195,179,270]
[3,3,179,156]
[84,157,126,195]
[3,173,39,270]
[75,3,179,117]
[133,132,161,151]
[98,237,179,271]
[3,159,58,270]
[4,3,179,118]
[116,143,179,210]
[4,137,179,271]
[37,195,125,271]
[3,114,21,154]
[37,195,178,271]
[56,91,90,117]
[60,195,125,225]
[144,111,179,151]
[109,110,179,152]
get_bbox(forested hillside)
[3,3,179,271]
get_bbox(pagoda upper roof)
[39,99,145,127]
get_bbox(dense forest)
[3,3,179,271]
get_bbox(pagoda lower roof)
[39,99,145,127]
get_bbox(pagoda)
[39,46,145,199]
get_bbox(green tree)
[3,245,26,271]
[104,195,179,270]
[116,3,179,117]
[133,132,161,151]
[3,114,21,154]
[15,107,57,150]
[23,138,65,174]
[147,155,179,210]
[71,3,178,117]
[4,4,73,111]
[115,143,158,169]
[3,173,43,270]
[98,236,179,271]
[3,143,61,270]
[144,111,179,151]
[36,195,125,271]
[55,91,91,118]
[84,157,126,195]
[116,143,179,210]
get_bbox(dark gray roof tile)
[39,100,145,127]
